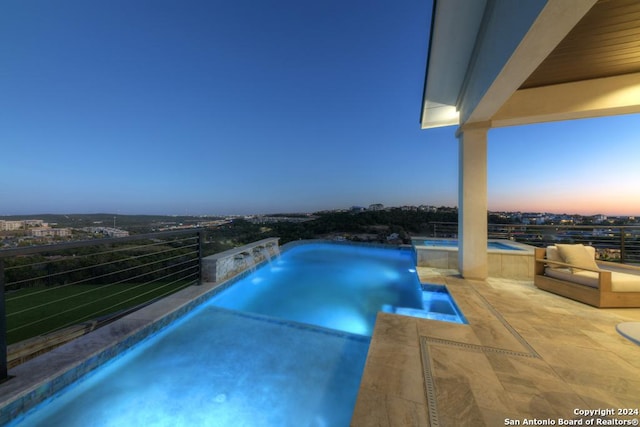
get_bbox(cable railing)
[0,229,204,379]
[427,222,640,264]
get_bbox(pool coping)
[0,240,412,425]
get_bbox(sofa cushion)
[546,268,640,292]
[545,268,598,288]
[609,271,640,292]
[545,246,564,268]
[556,244,599,273]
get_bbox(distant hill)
[0,213,225,230]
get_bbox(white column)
[456,124,489,280]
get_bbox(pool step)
[380,304,462,323]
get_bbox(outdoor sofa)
[534,244,640,308]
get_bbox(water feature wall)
[202,238,280,283]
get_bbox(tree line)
[202,208,459,253]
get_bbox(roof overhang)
[420,0,487,129]
[421,0,640,131]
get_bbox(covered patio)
[352,1,640,424]
[420,0,640,279]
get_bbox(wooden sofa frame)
[534,247,640,308]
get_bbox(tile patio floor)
[351,267,640,426]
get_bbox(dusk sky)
[2,1,639,216]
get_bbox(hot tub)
[412,237,535,279]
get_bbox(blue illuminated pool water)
[11,307,370,427]
[417,239,523,251]
[211,243,431,336]
[8,242,465,427]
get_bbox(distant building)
[592,214,607,224]
[30,228,71,238]
[521,213,546,225]
[418,205,437,212]
[368,204,384,211]
[0,219,49,231]
[83,227,129,237]
[0,220,24,231]
[103,228,129,238]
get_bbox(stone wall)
[201,238,280,283]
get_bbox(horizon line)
[1,207,638,218]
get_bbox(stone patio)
[351,267,640,426]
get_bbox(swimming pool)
[4,242,465,426]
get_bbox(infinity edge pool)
[0,240,460,425]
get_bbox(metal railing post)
[620,228,626,263]
[0,259,8,380]
[197,229,204,285]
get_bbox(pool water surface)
[210,243,430,336]
[11,307,369,427]
[7,242,465,426]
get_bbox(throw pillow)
[556,244,599,273]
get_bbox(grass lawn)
[5,281,194,344]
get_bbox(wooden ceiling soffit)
[521,0,640,89]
